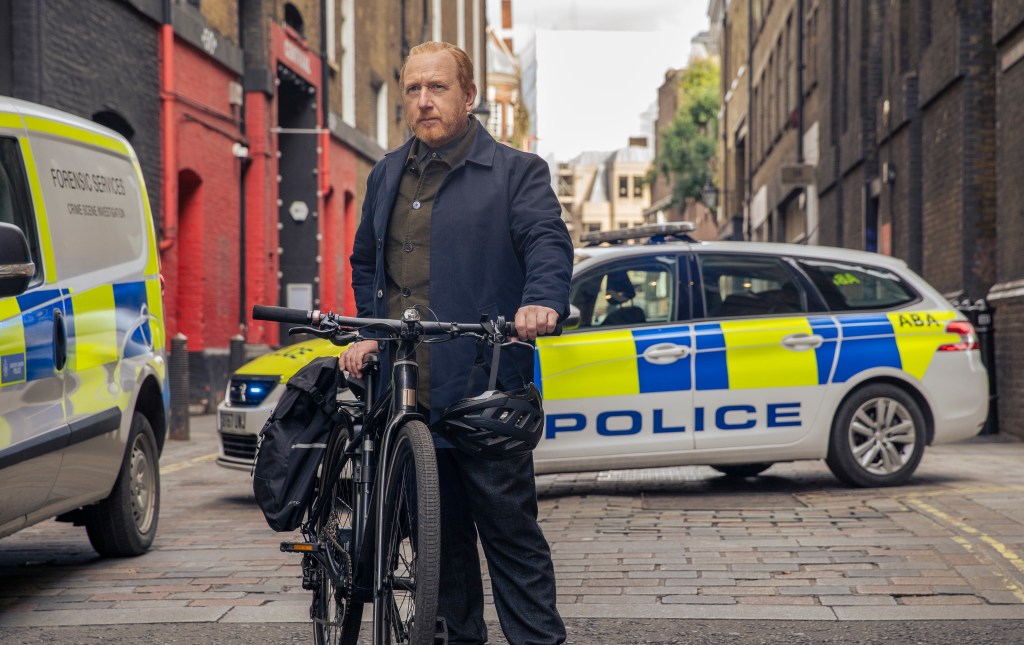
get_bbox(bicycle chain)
[312,507,354,627]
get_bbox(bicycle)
[252,303,529,645]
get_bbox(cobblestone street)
[2,415,1024,632]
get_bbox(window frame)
[693,251,823,320]
[567,253,685,332]
[792,257,923,313]
[0,136,43,287]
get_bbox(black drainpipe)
[238,4,248,329]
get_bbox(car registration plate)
[219,411,246,431]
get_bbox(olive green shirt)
[385,119,477,408]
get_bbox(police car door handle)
[641,342,691,365]
[781,333,823,351]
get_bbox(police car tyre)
[825,384,926,488]
[83,412,160,557]
[378,421,440,645]
[711,463,773,478]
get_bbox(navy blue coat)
[350,121,573,422]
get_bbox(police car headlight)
[229,377,279,406]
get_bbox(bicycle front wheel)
[375,421,440,645]
[312,423,364,645]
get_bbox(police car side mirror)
[563,305,581,331]
[0,222,34,298]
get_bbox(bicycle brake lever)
[287,325,322,337]
[332,332,359,346]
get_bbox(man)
[344,41,572,645]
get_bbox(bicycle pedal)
[280,541,319,553]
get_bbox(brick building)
[1,0,488,409]
[710,0,1021,436]
[646,68,685,224]
[991,0,1024,438]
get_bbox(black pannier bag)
[252,355,347,532]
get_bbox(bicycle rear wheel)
[312,424,364,645]
[375,421,440,645]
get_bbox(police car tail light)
[938,321,978,352]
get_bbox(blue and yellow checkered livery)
[535,311,960,400]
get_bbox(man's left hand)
[513,305,560,341]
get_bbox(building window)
[371,82,388,147]
[506,103,515,137]
[633,176,643,198]
[341,0,355,125]
[921,0,932,49]
[558,174,574,197]
[487,101,502,138]
[284,3,304,38]
[326,0,336,63]
[619,176,628,198]
[432,0,442,42]
[587,223,601,233]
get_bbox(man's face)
[403,51,477,148]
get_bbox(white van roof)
[1,95,130,146]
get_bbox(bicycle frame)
[253,303,529,645]
[315,312,434,644]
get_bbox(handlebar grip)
[507,322,562,339]
[252,305,313,325]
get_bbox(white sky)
[485,0,711,161]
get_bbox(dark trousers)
[436,448,565,645]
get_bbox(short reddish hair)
[401,41,475,95]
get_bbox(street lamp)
[701,180,719,211]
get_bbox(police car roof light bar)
[579,222,697,247]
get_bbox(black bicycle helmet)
[438,383,544,460]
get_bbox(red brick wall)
[163,38,243,352]
[321,137,358,315]
[243,93,277,346]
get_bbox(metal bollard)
[169,332,190,440]
[229,334,247,373]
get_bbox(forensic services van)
[0,96,168,556]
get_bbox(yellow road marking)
[160,452,219,474]
[905,496,1024,603]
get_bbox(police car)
[0,97,168,555]
[535,223,986,487]
[216,338,350,470]
[219,222,987,487]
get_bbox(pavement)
[2,415,1024,628]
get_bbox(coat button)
[404,242,414,252]
[412,200,421,210]
[376,289,383,299]
[401,287,412,297]
[376,238,382,249]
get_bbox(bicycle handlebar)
[252,304,561,343]
[252,305,314,326]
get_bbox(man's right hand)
[341,339,379,378]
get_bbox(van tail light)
[938,320,978,351]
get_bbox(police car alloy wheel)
[825,384,927,488]
[83,413,161,557]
